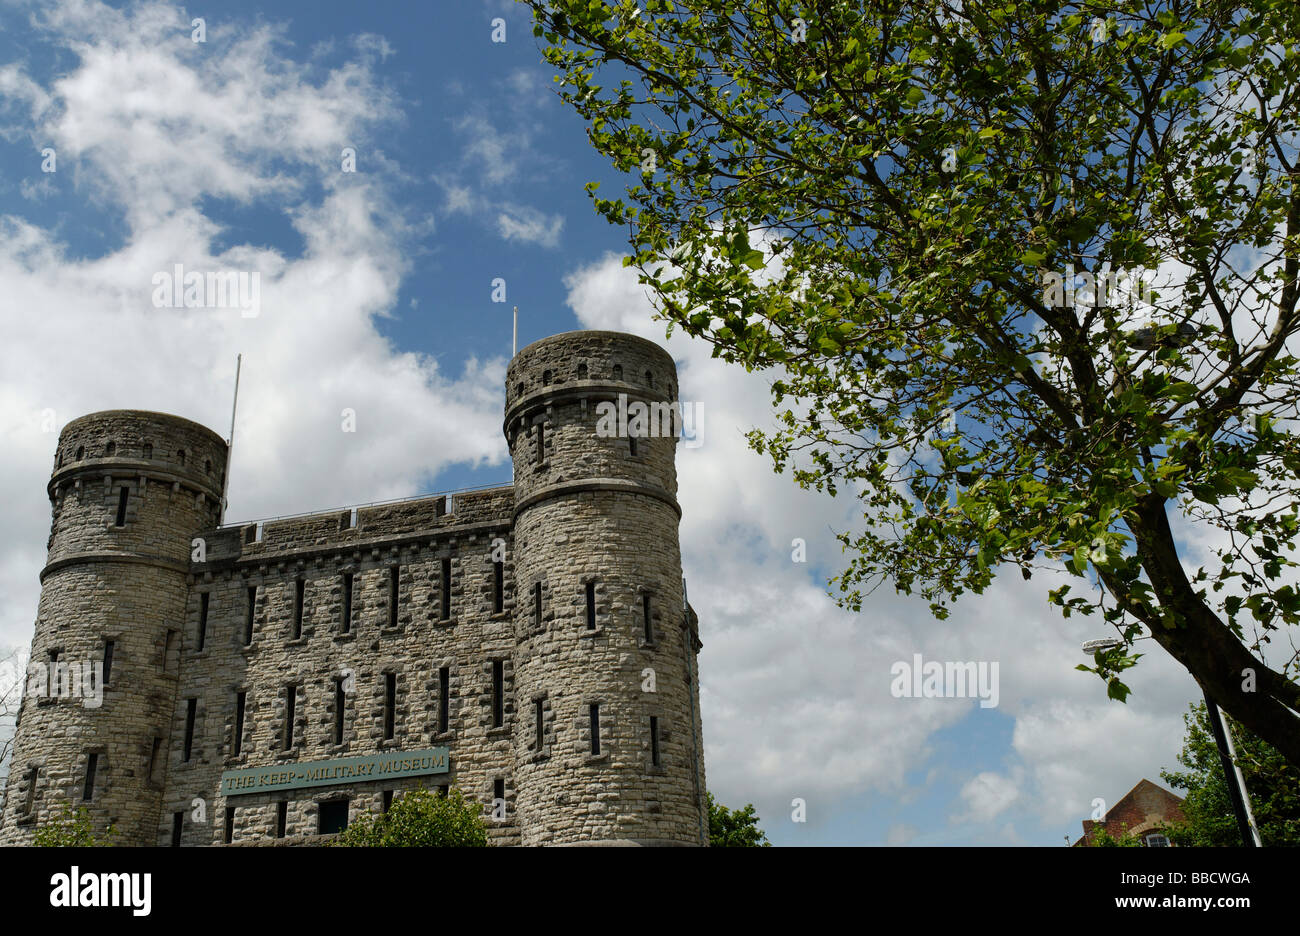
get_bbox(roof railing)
[216,481,514,530]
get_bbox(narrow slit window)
[177,449,185,466]
[441,558,452,621]
[438,666,450,734]
[198,592,209,651]
[149,737,163,784]
[245,586,256,645]
[276,801,288,838]
[171,811,183,846]
[334,677,346,745]
[49,649,61,697]
[22,767,39,815]
[292,580,304,639]
[536,419,545,463]
[102,640,115,685]
[629,434,638,457]
[589,704,600,756]
[341,573,353,633]
[650,716,661,767]
[382,790,394,814]
[224,808,235,844]
[284,686,296,750]
[183,698,197,761]
[585,581,596,630]
[383,672,396,741]
[534,698,544,751]
[82,753,98,801]
[114,486,129,526]
[491,660,504,729]
[233,691,246,756]
[388,566,399,628]
[164,631,179,675]
[492,558,503,614]
[643,593,653,642]
[532,582,542,628]
[494,778,505,809]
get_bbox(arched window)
[516,382,524,398]
[105,441,116,457]
[577,362,588,379]
[645,371,654,389]
[613,364,623,381]
[76,446,84,460]
[542,370,552,386]
[177,449,186,466]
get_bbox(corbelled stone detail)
[0,331,706,846]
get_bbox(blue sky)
[0,0,1225,846]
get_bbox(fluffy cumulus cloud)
[561,251,1204,844]
[0,1,507,655]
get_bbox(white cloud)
[957,769,1022,823]
[0,1,508,660]
[496,205,563,247]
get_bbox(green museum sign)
[221,747,450,797]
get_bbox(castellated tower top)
[51,409,227,488]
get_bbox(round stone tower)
[505,331,706,845]
[0,411,227,845]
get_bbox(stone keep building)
[0,330,706,846]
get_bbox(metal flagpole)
[219,354,242,524]
[513,306,518,357]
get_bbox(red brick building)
[1074,779,1185,846]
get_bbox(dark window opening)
[233,691,246,756]
[224,808,235,844]
[318,800,348,835]
[22,766,39,815]
[650,716,661,767]
[183,698,197,761]
[149,737,163,784]
[438,666,450,733]
[198,592,209,651]
[49,649,60,697]
[589,704,600,756]
[205,459,212,474]
[388,566,399,628]
[292,580,304,639]
[245,586,256,645]
[171,811,183,846]
[276,801,288,838]
[164,630,179,674]
[493,559,503,614]
[382,790,394,814]
[536,420,545,463]
[114,486,129,526]
[102,640,115,685]
[177,449,185,466]
[494,778,505,809]
[438,785,449,799]
[75,445,84,460]
[105,441,116,457]
[491,660,504,729]
[613,364,623,381]
[441,558,451,620]
[143,443,153,459]
[383,672,396,741]
[643,593,654,642]
[341,573,353,633]
[629,435,638,457]
[334,677,346,745]
[645,370,654,388]
[542,369,552,385]
[283,686,296,750]
[532,582,542,628]
[577,362,588,379]
[534,698,544,750]
[82,753,98,801]
[585,581,596,630]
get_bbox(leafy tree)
[1161,700,1300,845]
[524,0,1300,764]
[332,787,489,847]
[33,802,116,847]
[706,791,771,846]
